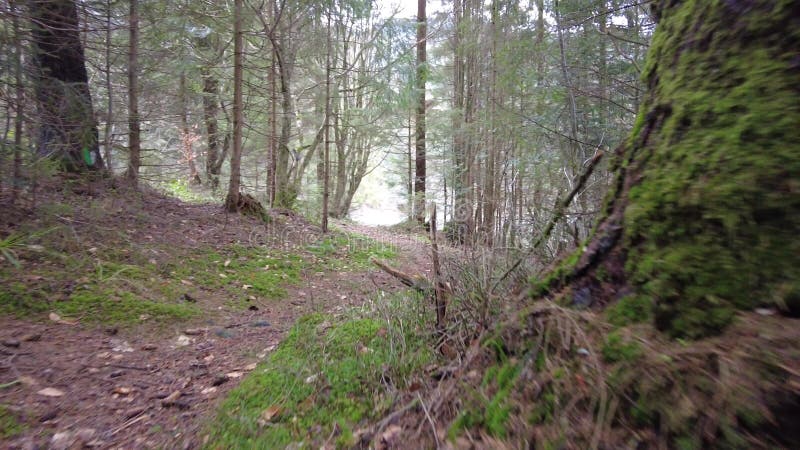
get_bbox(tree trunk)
[10,0,24,204]
[225,0,243,211]
[538,0,800,338]
[321,11,332,233]
[103,0,114,172]
[273,38,296,208]
[179,72,201,185]
[201,66,226,189]
[30,0,103,172]
[413,0,427,224]
[126,0,140,184]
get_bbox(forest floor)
[0,179,433,449]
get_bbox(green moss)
[673,434,701,450]
[55,290,197,324]
[463,361,520,438]
[0,405,24,439]
[205,301,435,449]
[606,295,653,327]
[530,249,582,298]
[169,246,304,306]
[306,232,397,270]
[449,411,481,440]
[622,0,800,337]
[601,331,642,363]
[529,387,556,425]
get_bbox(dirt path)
[0,216,430,449]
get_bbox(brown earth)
[0,182,431,449]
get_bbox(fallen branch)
[491,150,605,294]
[371,258,431,294]
[429,206,447,333]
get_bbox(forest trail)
[0,187,430,449]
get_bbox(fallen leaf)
[224,259,231,267]
[381,425,402,444]
[174,335,193,347]
[258,405,282,425]
[19,375,38,386]
[37,387,65,397]
[184,328,205,336]
[113,387,132,395]
[225,371,243,379]
[162,390,181,405]
[244,363,257,371]
[180,279,193,286]
[242,284,252,290]
[201,387,217,395]
[357,344,372,355]
[218,273,227,278]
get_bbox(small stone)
[75,428,96,442]
[214,329,235,339]
[110,339,133,352]
[37,387,65,397]
[39,408,59,422]
[141,344,157,351]
[2,339,20,348]
[211,375,228,386]
[184,328,205,336]
[51,431,75,450]
[109,370,125,378]
[250,320,271,328]
[755,308,776,316]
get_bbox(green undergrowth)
[306,231,397,270]
[0,241,307,324]
[169,245,304,303]
[443,299,798,449]
[0,221,303,324]
[204,290,436,449]
[0,405,24,439]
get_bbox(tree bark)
[537,0,800,338]
[125,0,140,184]
[10,0,24,204]
[321,11,332,233]
[30,0,103,172]
[414,0,427,224]
[225,0,243,211]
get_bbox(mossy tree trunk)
[30,0,104,172]
[538,0,800,338]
